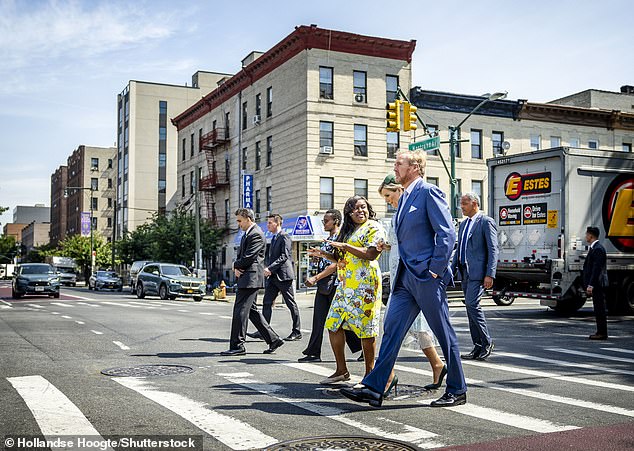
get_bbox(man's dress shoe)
[430,392,467,407]
[461,347,481,360]
[263,339,285,354]
[340,385,383,408]
[220,348,246,356]
[476,343,494,361]
[284,333,302,341]
[589,334,608,340]
[298,355,321,362]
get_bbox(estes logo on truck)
[504,171,551,200]
[603,175,634,252]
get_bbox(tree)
[56,233,114,278]
[0,234,17,262]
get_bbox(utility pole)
[194,170,201,270]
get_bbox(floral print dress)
[325,219,386,338]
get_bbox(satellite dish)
[502,141,511,150]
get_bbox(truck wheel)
[159,284,169,300]
[492,289,515,306]
[621,277,634,315]
[136,282,145,299]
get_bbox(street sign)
[409,135,440,152]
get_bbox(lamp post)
[65,186,95,275]
[448,91,507,218]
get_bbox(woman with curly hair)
[309,196,386,384]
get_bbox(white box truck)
[487,147,633,314]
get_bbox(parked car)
[88,270,123,291]
[12,263,60,299]
[135,263,205,301]
[56,268,77,286]
[129,260,153,293]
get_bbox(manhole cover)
[265,436,417,450]
[101,364,194,377]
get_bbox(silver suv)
[129,260,153,293]
[135,263,205,301]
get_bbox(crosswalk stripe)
[199,312,215,316]
[424,403,578,433]
[76,302,100,307]
[90,330,103,335]
[61,315,72,319]
[220,373,445,449]
[546,347,634,364]
[177,309,190,313]
[27,304,46,309]
[394,364,634,418]
[50,302,73,308]
[1,305,12,309]
[602,347,634,355]
[100,301,143,308]
[463,358,634,392]
[7,375,111,442]
[219,315,232,320]
[495,351,634,377]
[113,377,276,450]
[113,341,130,350]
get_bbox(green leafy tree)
[0,234,17,262]
[57,233,113,278]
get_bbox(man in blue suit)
[341,151,467,408]
[453,193,499,361]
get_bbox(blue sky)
[1,0,631,230]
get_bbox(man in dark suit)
[261,214,302,341]
[220,208,285,356]
[341,150,467,408]
[452,193,499,361]
[583,226,609,340]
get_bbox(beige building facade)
[116,72,231,235]
[21,221,50,252]
[173,25,416,283]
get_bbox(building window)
[255,93,262,117]
[158,179,166,194]
[492,131,504,156]
[225,112,230,137]
[91,197,98,210]
[623,143,632,152]
[91,178,98,191]
[426,125,439,156]
[319,66,333,99]
[588,139,598,149]
[320,177,334,210]
[108,159,113,169]
[550,136,561,148]
[182,175,186,197]
[427,177,439,186]
[190,133,195,157]
[182,138,186,161]
[199,128,203,152]
[91,158,99,170]
[255,190,261,215]
[266,87,272,117]
[266,186,272,212]
[471,180,484,211]
[242,101,248,130]
[190,171,194,195]
[354,179,368,199]
[108,197,113,208]
[471,129,482,159]
[386,75,398,103]
[255,141,261,171]
[320,121,334,152]
[353,71,367,102]
[266,136,272,167]
[354,124,367,157]
[107,217,112,228]
[108,178,113,189]
[242,147,248,171]
[569,137,579,147]
[91,217,97,230]
[387,132,399,159]
[224,199,229,224]
[530,135,541,151]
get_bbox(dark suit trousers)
[262,277,301,334]
[461,271,492,349]
[592,287,608,336]
[303,290,362,357]
[230,288,279,350]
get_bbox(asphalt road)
[1,281,633,450]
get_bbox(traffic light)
[403,101,418,131]
[386,100,401,132]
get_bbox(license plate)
[187,289,193,294]
[35,287,44,292]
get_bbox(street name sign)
[409,136,440,152]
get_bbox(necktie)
[460,218,470,265]
[397,190,410,223]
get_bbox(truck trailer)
[487,147,633,314]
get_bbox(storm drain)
[101,364,194,377]
[265,436,417,450]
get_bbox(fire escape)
[199,127,230,228]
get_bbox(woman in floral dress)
[311,196,386,383]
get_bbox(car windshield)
[97,271,118,278]
[21,265,54,275]
[162,265,191,276]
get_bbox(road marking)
[1,299,12,306]
[7,375,112,444]
[1,305,12,309]
[51,312,60,315]
[90,330,103,335]
[100,301,142,308]
[602,347,634,355]
[113,341,130,350]
[395,364,634,418]
[284,362,363,385]
[220,373,444,449]
[199,312,215,316]
[177,309,190,313]
[75,321,85,325]
[546,347,634,364]
[423,402,578,433]
[114,377,276,450]
[27,304,46,309]
[58,293,94,300]
[463,357,634,392]
[76,302,100,307]
[61,315,73,319]
[50,302,74,308]
[495,351,634,377]
[219,315,233,320]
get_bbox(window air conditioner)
[252,115,261,125]
[354,93,366,103]
[320,146,333,155]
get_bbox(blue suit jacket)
[452,213,499,281]
[395,178,456,284]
